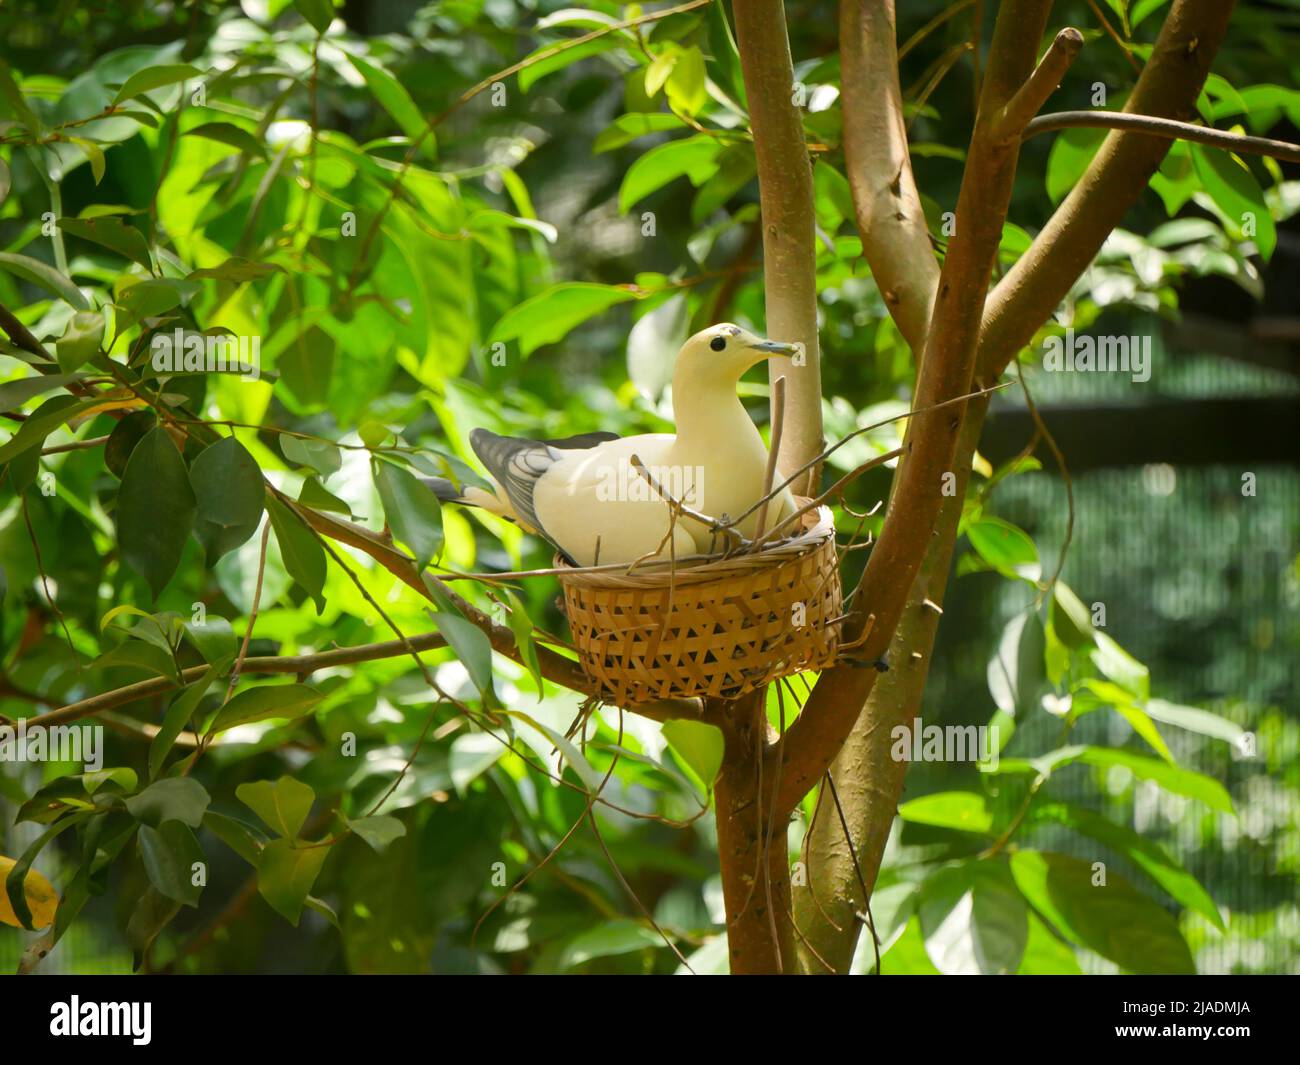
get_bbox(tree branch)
[1023,109,1300,163]
[731,0,824,491]
[793,397,988,971]
[840,0,940,355]
[794,0,1243,972]
[777,0,1057,815]
[978,0,1238,382]
[993,27,1084,140]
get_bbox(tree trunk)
[712,690,796,974]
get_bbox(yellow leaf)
[0,855,58,930]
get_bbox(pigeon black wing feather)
[468,428,619,536]
[539,430,620,450]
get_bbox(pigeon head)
[677,323,801,383]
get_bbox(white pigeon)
[425,323,800,566]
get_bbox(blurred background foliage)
[0,0,1296,973]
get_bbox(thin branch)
[977,0,1238,383]
[841,0,941,355]
[993,27,1084,140]
[1023,109,1300,163]
[435,0,711,126]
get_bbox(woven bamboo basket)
[556,506,841,704]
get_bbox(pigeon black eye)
[710,336,727,351]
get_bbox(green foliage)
[0,0,1294,976]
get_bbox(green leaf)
[280,433,341,477]
[236,777,316,839]
[501,589,543,694]
[0,372,84,414]
[112,63,201,105]
[138,821,204,906]
[1050,580,1095,648]
[277,326,335,408]
[1074,678,1173,764]
[594,112,686,153]
[1079,746,1232,812]
[293,0,335,34]
[116,426,197,599]
[1091,631,1150,700]
[627,291,689,401]
[0,59,43,133]
[189,437,264,563]
[56,216,152,270]
[491,282,637,357]
[0,251,88,308]
[55,310,104,372]
[1030,803,1224,931]
[115,278,191,326]
[986,610,1045,716]
[267,498,326,613]
[662,719,724,789]
[4,815,87,930]
[183,616,237,670]
[203,811,264,866]
[257,838,329,926]
[1144,699,1246,747]
[619,136,722,213]
[1003,745,1233,813]
[125,886,180,954]
[898,791,994,834]
[449,732,505,793]
[125,777,211,828]
[0,395,98,464]
[93,640,181,683]
[82,767,137,795]
[347,52,434,161]
[967,517,1041,582]
[374,458,443,568]
[188,256,280,281]
[918,860,1028,975]
[209,683,325,734]
[298,475,352,515]
[347,815,407,853]
[149,669,216,780]
[518,38,622,93]
[557,919,665,970]
[1046,126,1105,204]
[104,409,155,477]
[1192,144,1276,260]
[1010,850,1196,974]
[665,45,707,116]
[183,122,268,159]
[429,611,494,696]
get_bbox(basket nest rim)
[553,504,834,590]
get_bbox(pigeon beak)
[751,338,800,358]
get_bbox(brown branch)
[776,0,1057,815]
[993,27,1084,140]
[978,0,1238,383]
[1023,109,1300,163]
[840,0,941,355]
[794,0,1242,973]
[732,0,824,492]
[793,396,988,971]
